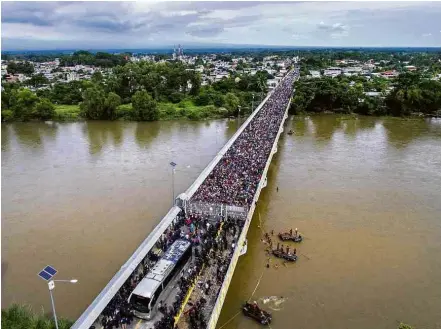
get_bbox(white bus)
[128,239,192,320]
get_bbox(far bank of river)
[2,115,441,329]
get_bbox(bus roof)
[131,240,191,299]
[131,277,162,299]
[162,239,191,264]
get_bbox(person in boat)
[295,228,298,237]
[277,242,280,251]
[287,246,290,254]
[290,228,293,235]
[271,230,274,235]
[294,248,297,255]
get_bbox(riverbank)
[5,105,437,124]
[51,101,230,122]
[291,110,441,119]
[1,304,73,329]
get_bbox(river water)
[2,116,441,329]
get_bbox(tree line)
[1,59,271,122]
[290,72,441,117]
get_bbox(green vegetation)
[291,72,441,117]
[59,50,129,67]
[54,104,81,121]
[3,49,440,123]
[5,61,34,75]
[398,324,414,329]
[2,58,268,122]
[1,304,73,329]
[1,84,56,122]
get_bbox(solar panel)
[44,266,57,276]
[170,162,177,167]
[38,270,52,281]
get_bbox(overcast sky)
[2,1,441,50]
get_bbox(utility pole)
[170,162,177,206]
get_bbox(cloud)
[316,21,349,38]
[186,26,224,38]
[292,34,306,40]
[1,1,441,50]
[422,33,432,37]
[317,21,348,32]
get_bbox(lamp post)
[237,106,241,119]
[251,93,255,112]
[170,161,177,206]
[38,266,77,329]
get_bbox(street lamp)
[38,266,78,329]
[170,161,177,206]
[237,106,241,119]
[251,94,255,112]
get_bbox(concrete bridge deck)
[71,67,299,329]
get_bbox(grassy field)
[54,104,81,121]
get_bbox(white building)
[66,72,79,82]
[267,79,278,90]
[309,70,321,78]
[323,67,342,77]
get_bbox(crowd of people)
[92,69,296,329]
[192,70,297,207]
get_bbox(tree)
[25,73,49,88]
[34,98,55,120]
[91,71,104,84]
[50,81,83,105]
[7,61,34,75]
[132,90,158,121]
[12,88,40,121]
[80,85,106,119]
[194,89,212,106]
[224,92,240,114]
[189,73,201,96]
[104,92,121,120]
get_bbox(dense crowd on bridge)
[94,210,244,329]
[192,70,296,207]
[90,69,296,329]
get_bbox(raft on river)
[242,302,272,325]
[278,232,303,242]
[272,249,298,262]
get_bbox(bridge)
[71,67,299,329]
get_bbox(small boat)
[242,302,272,325]
[272,249,298,262]
[278,232,303,243]
[287,130,293,135]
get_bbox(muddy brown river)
[2,116,441,329]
